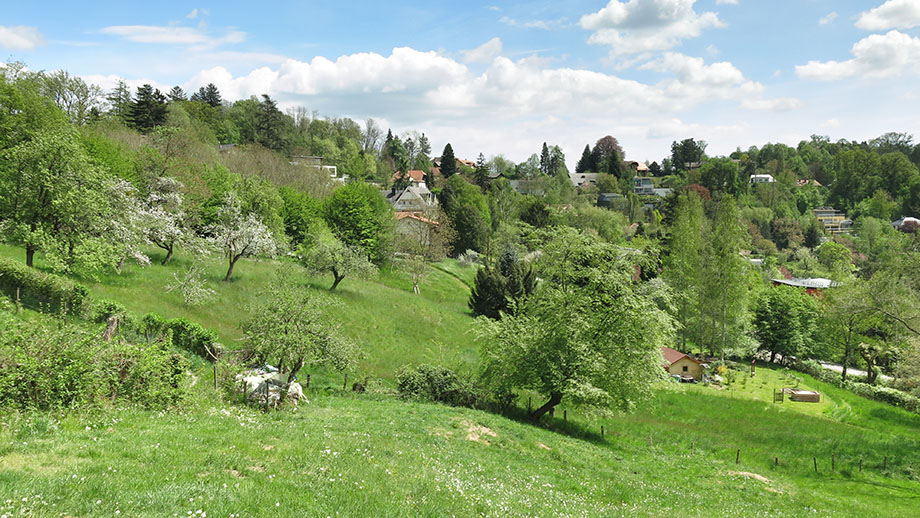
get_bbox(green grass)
[3,377,920,517]
[0,244,481,381]
[4,244,920,515]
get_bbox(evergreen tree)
[167,86,186,102]
[128,84,167,133]
[474,152,489,186]
[575,144,592,175]
[469,247,536,319]
[256,94,286,151]
[191,83,222,107]
[105,80,133,122]
[540,142,551,175]
[440,143,458,178]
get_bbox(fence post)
[736,449,740,464]
[306,374,311,388]
[859,458,863,472]
[563,410,567,423]
[343,374,348,391]
[775,457,778,467]
[691,441,694,456]
[601,426,605,439]
[814,457,818,473]
[832,453,835,472]
[527,397,532,413]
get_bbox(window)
[682,366,688,372]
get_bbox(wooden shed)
[661,347,705,381]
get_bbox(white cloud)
[100,25,245,49]
[186,9,199,19]
[81,74,171,94]
[461,37,503,64]
[0,25,45,50]
[821,118,842,129]
[579,0,724,57]
[856,0,920,31]
[796,30,920,80]
[499,16,567,30]
[819,12,838,25]
[740,98,804,112]
[715,0,738,4]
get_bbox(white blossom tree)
[209,192,278,282]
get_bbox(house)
[386,184,437,212]
[395,211,439,237]
[796,179,822,187]
[661,346,705,381]
[771,277,840,295]
[813,207,852,235]
[634,177,655,195]
[892,216,920,233]
[291,155,339,179]
[570,173,600,188]
[750,174,775,184]
[392,169,427,187]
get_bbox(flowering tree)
[209,193,278,282]
[300,225,376,292]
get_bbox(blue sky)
[3,1,920,167]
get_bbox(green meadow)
[2,245,920,516]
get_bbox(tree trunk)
[330,272,345,291]
[770,350,777,364]
[842,320,853,383]
[116,256,125,273]
[162,244,174,265]
[530,391,563,421]
[26,247,35,267]
[224,256,239,282]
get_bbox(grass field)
[0,244,481,381]
[3,244,920,516]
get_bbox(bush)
[396,364,483,408]
[0,256,89,315]
[0,311,187,410]
[90,298,128,323]
[798,359,920,414]
[137,313,220,359]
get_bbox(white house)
[750,174,775,184]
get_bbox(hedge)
[798,359,920,414]
[138,313,220,359]
[0,256,89,315]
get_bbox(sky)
[3,0,920,168]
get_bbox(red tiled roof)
[392,170,426,183]
[395,211,439,226]
[661,346,701,367]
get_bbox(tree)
[191,83,222,107]
[0,127,107,268]
[771,217,803,251]
[477,229,674,420]
[324,181,395,265]
[440,143,457,178]
[128,84,167,133]
[395,208,455,294]
[662,191,706,349]
[671,138,707,170]
[300,225,377,291]
[35,70,104,125]
[256,94,288,151]
[754,285,818,364]
[700,157,744,195]
[242,273,356,384]
[146,177,195,265]
[440,175,491,255]
[591,136,624,178]
[575,144,593,175]
[209,192,278,281]
[540,142,551,175]
[105,81,133,122]
[362,118,382,154]
[469,246,536,318]
[700,195,751,357]
[167,86,186,102]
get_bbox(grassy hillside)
[0,244,480,381]
[2,372,920,518]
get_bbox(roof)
[892,216,920,228]
[771,277,840,289]
[661,346,702,367]
[395,211,439,226]
[392,169,426,183]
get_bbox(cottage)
[749,174,775,184]
[661,346,705,381]
[386,184,437,212]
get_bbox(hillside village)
[4,1,920,515]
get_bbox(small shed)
[661,346,705,381]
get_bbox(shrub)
[798,359,920,414]
[0,311,187,410]
[0,256,89,314]
[136,313,220,359]
[90,298,128,323]
[396,364,483,408]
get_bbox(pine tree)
[167,86,186,102]
[575,144,592,175]
[256,94,286,151]
[128,84,167,133]
[540,142,550,175]
[106,80,133,122]
[440,143,457,178]
[191,83,222,107]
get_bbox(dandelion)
[96,500,102,505]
